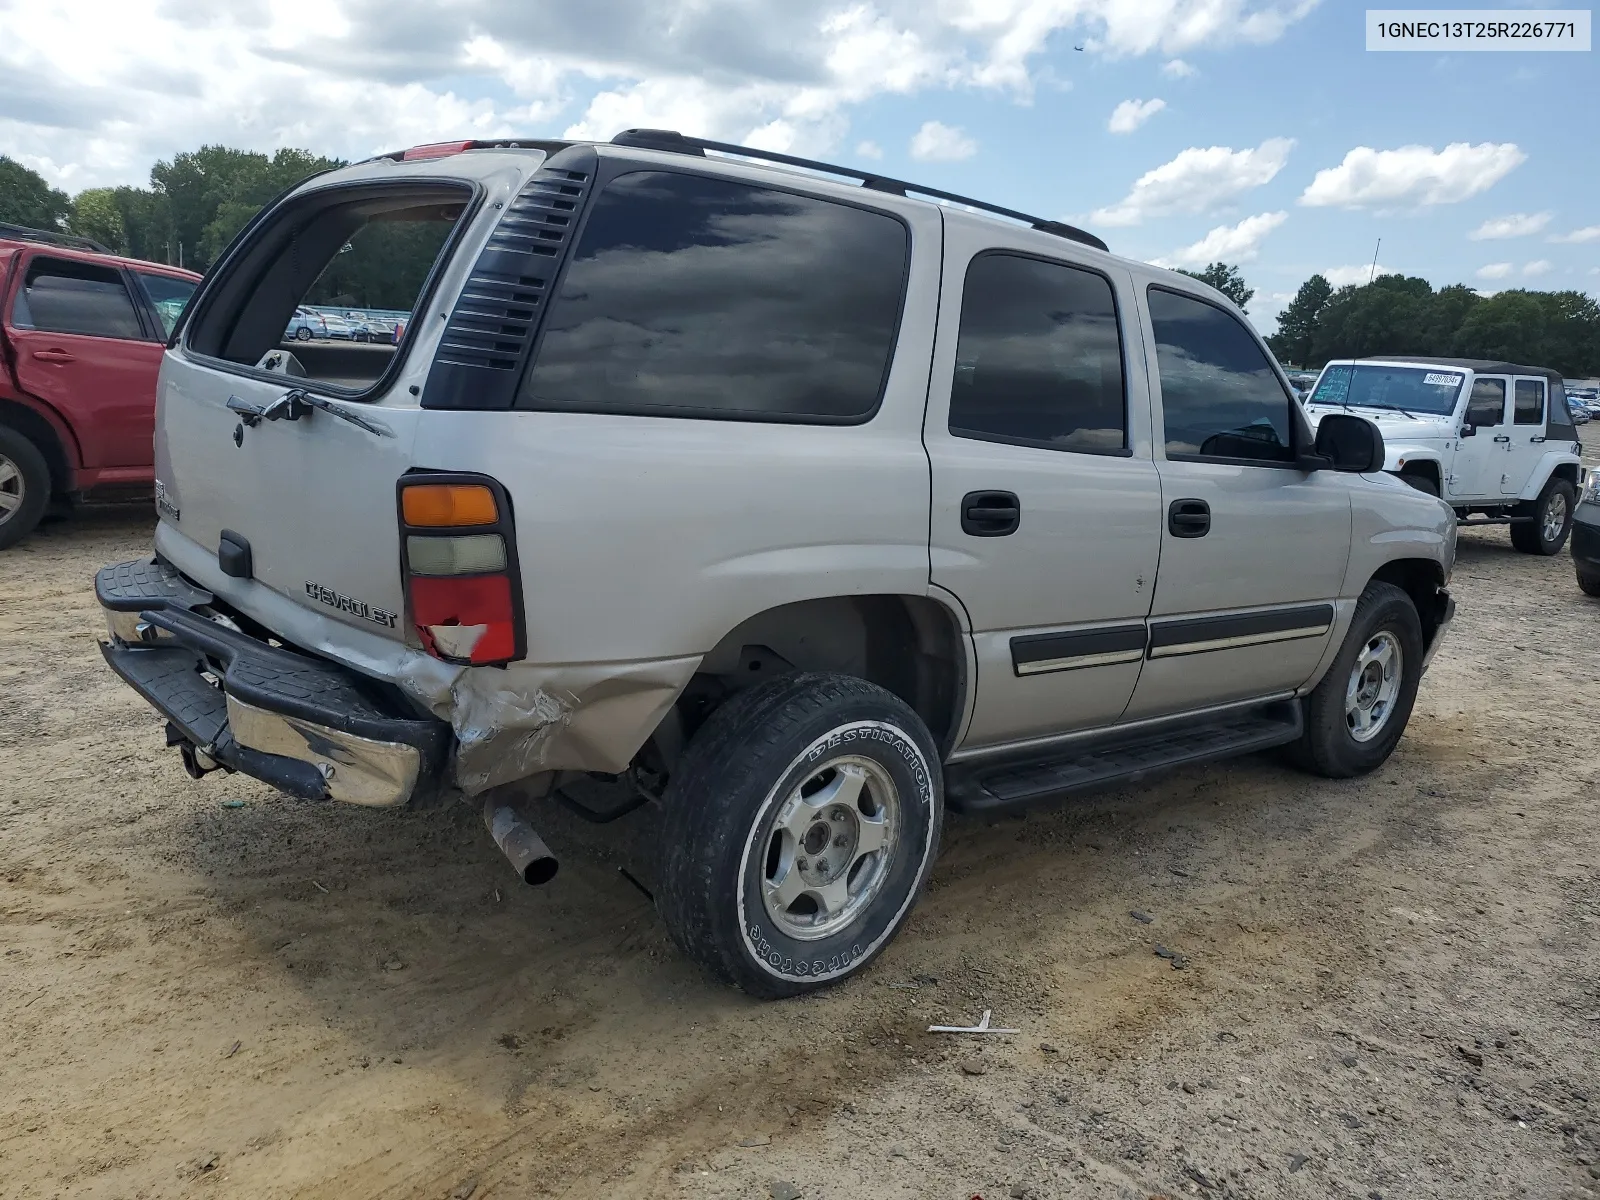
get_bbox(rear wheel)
[295,325,313,341]
[1511,477,1575,555]
[1287,581,1423,779]
[0,426,51,551]
[1577,567,1600,598]
[655,673,942,998]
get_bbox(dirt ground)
[3,505,1599,1200]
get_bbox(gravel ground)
[2,504,1598,1200]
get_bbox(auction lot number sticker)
[1367,9,1592,51]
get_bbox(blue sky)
[1,0,1594,330]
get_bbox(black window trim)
[1146,282,1306,470]
[516,160,914,427]
[177,175,485,404]
[15,251,150,343]
[946,247,1134,459]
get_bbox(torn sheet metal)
[446,655,702,794]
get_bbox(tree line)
[4,149,1598,376]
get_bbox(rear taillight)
[397,476,523,666]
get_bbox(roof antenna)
[1367,237,1381,285]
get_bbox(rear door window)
[1147,286,1295,464]
[1514,378,1545,425]
[519,170,909,422]
[11,256,144,339]
[948,252,1127,454]
[1466,378,1507,427]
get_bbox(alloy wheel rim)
[0,453,24,522]
[1543,492,1568,542]
[757,755,900,940]
[1346,631,1403,743]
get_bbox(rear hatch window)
[184,182,474,396]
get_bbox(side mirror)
[1459,423,1476,438]
[1313,413,1384,472]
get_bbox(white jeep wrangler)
[96,131,1456,997]
[1305,356,1583,555]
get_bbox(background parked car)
[1568,396,1591,425]
[284,307,327,341]
[0,224,201,548]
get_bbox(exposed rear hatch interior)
[184,181,475,396]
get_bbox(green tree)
[111,185,173,263]
[1423,283,1480,353]
[1452,291,1549,363]
[1265,274,1332,367]
[67,187,127,252]
[1175,261,1254,308]
[1309,274,1437,363]
[0,155,70,231]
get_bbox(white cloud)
[855,139,884,160]
[1522,259,1552,277]
[0,0,1324,190]
[1107,97,1165,134]
[909,120,976,162]
[1300,142,1526,210]
[1091,137,1294,226]
[1551,225,1600,244]
[1468,212,1551,240]
[1162,58,1198,77]
[1325,264,1398,286]
[1476,262,1515,280]
[1152,210,1287,268]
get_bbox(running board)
[945,700,1303,814]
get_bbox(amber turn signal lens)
[402,484,498,527]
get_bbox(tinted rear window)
[948,252,1126,454]
[13,257,143,339]
[518,170,909,422]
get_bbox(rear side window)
[1466,378,1506,427]
[11,257,143,340]
[1148,286,1294,463]
[137,272,198,338]
[948,252,1126,454]
[519,171,908,422]
[1514,379,1545,425]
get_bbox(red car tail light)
[397,474,524,666]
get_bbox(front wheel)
[1511,477,1575,555]
[1577,566,1600,598]
[1286,581,1424,779]
[655,673,943,998]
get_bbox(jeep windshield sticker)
[305,581,398,628]
[1423,372,1463,387]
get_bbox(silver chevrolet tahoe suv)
[96,130,1456,997]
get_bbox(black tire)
[1511,477,1575,555]
[655,672,943,999]
[1577,567,1600,598]
[0,425,52,551]
[295,325,313,341]
[1400,471,1440,497]
[1286,581,1424,779]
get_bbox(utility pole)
[1368,238,1382,285]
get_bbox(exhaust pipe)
[482,795,559,886]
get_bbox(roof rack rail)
[0,221,111,253]
[610,129,1109,253]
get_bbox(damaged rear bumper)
[98,560,448,805]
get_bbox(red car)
[0,223,201,548]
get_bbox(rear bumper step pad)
[947,700,1303,814]
[99,579,448,806]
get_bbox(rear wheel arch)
[664,594,968,763]
[0,397,77,495]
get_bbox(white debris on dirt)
[1,506,1598,1199]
